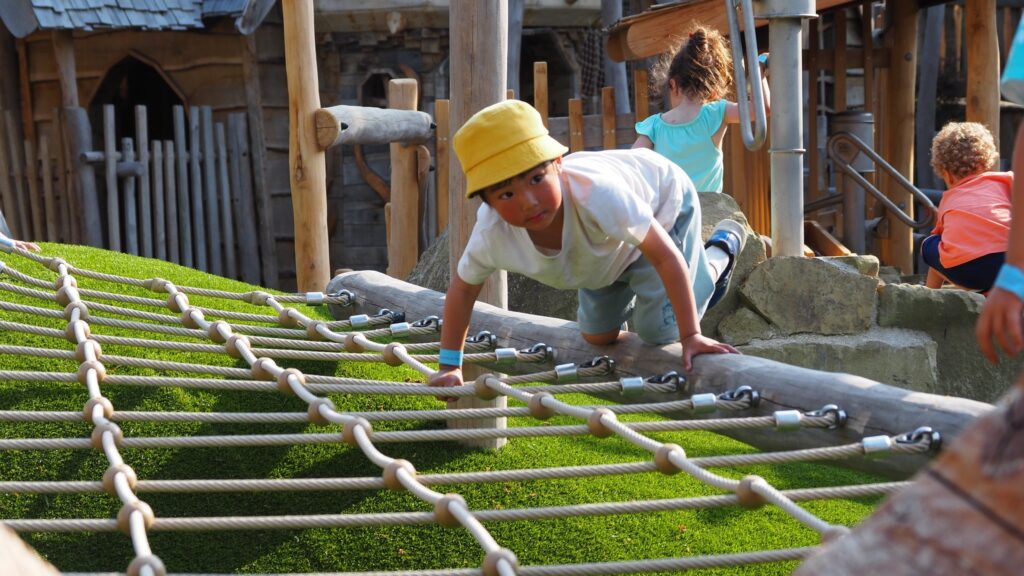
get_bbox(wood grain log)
[328,270,993,478]
[314,105,434,150]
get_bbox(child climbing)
[0,231,40,252]
[429,100,745,396]
[632,25,770,193]
[923,122,1011,292]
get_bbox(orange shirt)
[932,171,1013,268]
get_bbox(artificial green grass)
[0,244,885,574]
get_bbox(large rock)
[718,306,775,345]
[878,284,1022,402]
[738,327,940,392]
[740,256,879,336]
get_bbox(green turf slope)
[0,244,884,575]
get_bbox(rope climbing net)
[0,245,942,576]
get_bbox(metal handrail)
[826,132,937,230]
[724,0,767,150]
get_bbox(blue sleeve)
[703,100,728,134]
[634,114,659,140]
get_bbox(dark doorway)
[89,56,183,144]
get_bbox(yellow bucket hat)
[453,100,569,198]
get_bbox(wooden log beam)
[0,524,59,575]
[282,0,330,292]
[314,105,434,150]
[387,79,420,280]
[328,270,993,479]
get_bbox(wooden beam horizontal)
[314,104,434,150]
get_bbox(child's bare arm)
[632,134,654,150]
[723,55,771,125]
[429,274,485,392]
[925,267,946,289]
[638,223,737,371]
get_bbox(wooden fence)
[0,104,275,287]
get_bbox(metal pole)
[755,0,815,257]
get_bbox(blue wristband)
[994,263,1024,300]
[438,348,464,367]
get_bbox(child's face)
[482,159,563,232]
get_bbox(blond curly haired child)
[924,122,1011,291]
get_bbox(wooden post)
[189,106,207,271]
[228,113,261,286]
[4,111,30,238]
[568,98,584,152]
[633,68,649,123]
[39,135,58,242]
[882,1,917,274]
[602,0,631,115]
[152,141,166,261]
[966,0,999,143]
[601,86,616,150]
[216,123,238,280]
[51,30,78,107]
[507,0,524,99]
[450,0,509,450]
[917,5,944,190]
[163,140,179,264]
[136,106,152,258]
[0,112,17,238]
[173,106,192,266]
[282,0,330,292]
[122,137,138,255]
[435,99,450,236]
[23,138,42,240]
[387,79,421,279]
[242,35,277,287]
[861,2,875,119]
[834,9,848,113]
[534,62,549,127]
[202,106,221,275]
[103,105,119,251]
[63,107,101,247]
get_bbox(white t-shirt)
[457,148,689,290]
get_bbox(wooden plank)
[508,0,523,98]
[135,106,152,258]
[189,106,208,271]
[50,30,78,107]
[568,98,584,152]
[387,78,420,280]
[151,140,166,261]
[883,1,918,274]
[330,269,992,479]
[164,140,180,264]
[861,2,875,117]
[228,112,261,285]
[4,111,30,238]
[966,0,1000,142]
[15,39,33,142]
[916,5,943,190]
[533,62,548,128]
[634,68,648,122]
[23,138,42,240]
[834,9,848,112]
[216,123,237,280]
[102,105,119,251]
[63,107,100,247]
[38,134,56,242]
[282,0,330,292]
[0,110,18,238]
[435,99,449,237]
[242,35,277,287]
[51,108,72,243]
[202,106,222,276]
[173,106,193,267]
[601,86,616,150]
[805,220,851,256]
[122,138,138,256]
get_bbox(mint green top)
[635,99,728,192]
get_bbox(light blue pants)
[576,206,716,345]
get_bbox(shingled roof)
[0,0,256,38]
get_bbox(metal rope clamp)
[376,309,403,323]
[804,404,848,430]
[647,371,685,393]
[690,393,717,414]
[774,410,803,432]
[717,385,761,408]
[348,314,370,329]
[554,363,578,383]
[517,343,553,362]
[304,292,325,305]
[861,435,894,458]
[493,347,518,365]
[895,426,942,453]
[412,316,442,332]
[581,355,616,375]
[619,376,645,397]
[389,322,411,338]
